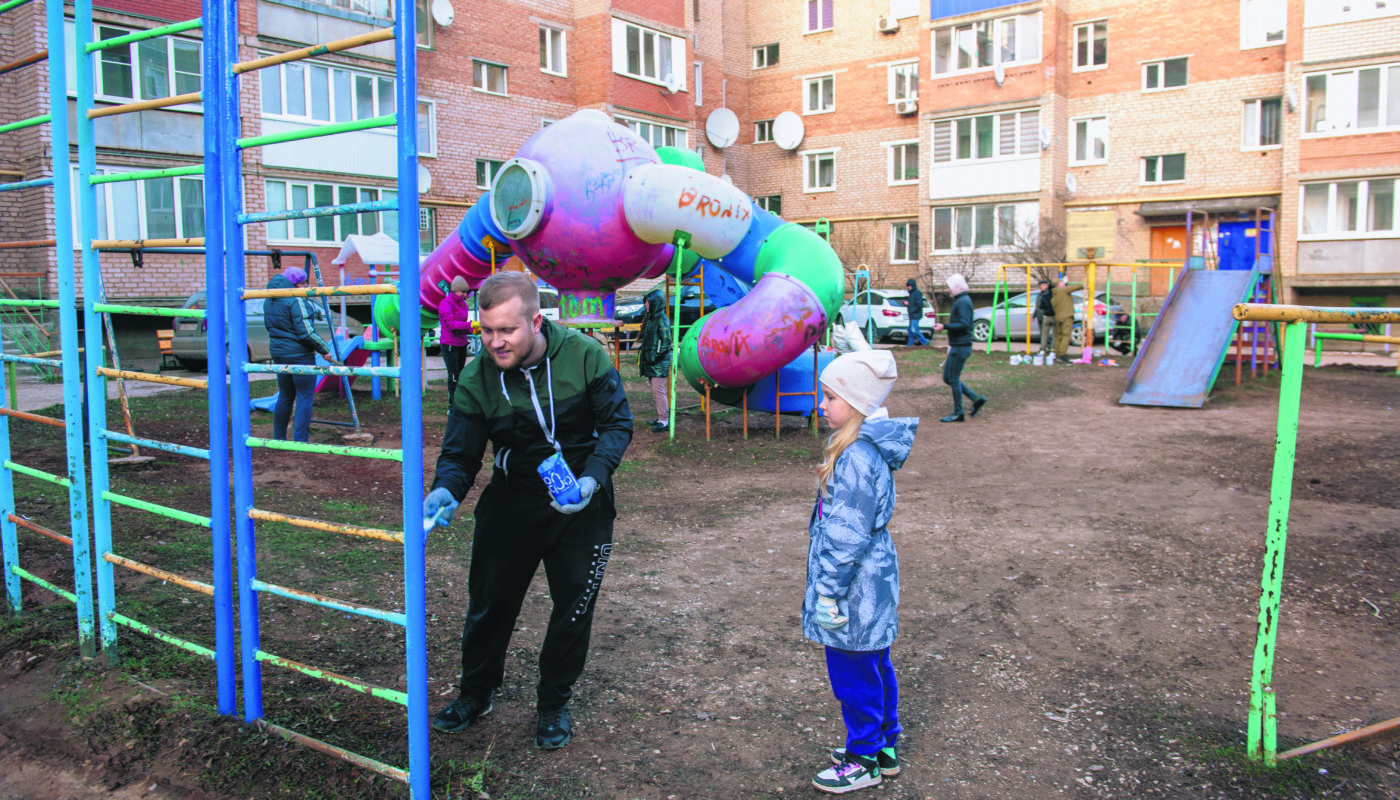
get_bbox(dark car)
[614,285,717,328]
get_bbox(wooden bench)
[157,329,179,370]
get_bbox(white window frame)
[91,23,203,107]
[617,116,689,149]
[264,179,398,245]
[1304,64,1400,136]
[473,59,509,96]
[932,108,1040,163]
[932,202,1035,252]
[302,0,391,17]
[932,11,1041,76]
[753,42,778,69]
[755,194,781,215]
[890,221,919,263]
[887,140,919,186]
[540,26,567,76]
[70,165,204,244]
[475,159,505,189]
[1141,154,1186,184]
[419,206,438,253]
[1070,115,1108,164]
[415,0,433,49]
[1073,20,1107,71]
[805,0,833,34]
[1142,57,1189,91]
[803,73,835,115]
[259,58,395,125]
[1242,97,1282,150]
[611,18,687,90]
[888,61,918,104]
[415,100,437,157]
[1299,178,1399,239]
[754,119,775,143]
[1242,0,1286,49]
[694,61,703,106]
[801,149,837,193]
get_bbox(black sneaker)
[813,752,881,794]
[831,746,900,776]
[650,420,669,433]
[536,706,572,749]
[970,397,986,417]
[431,692,493,733]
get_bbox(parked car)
[169,291,365,370]
[614,285,717,329]
[971,290,1132,346]
[836,288,937,344]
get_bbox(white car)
[429,287,559,356]
[837,288,936,344]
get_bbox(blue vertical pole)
[0,337,18,612]
[202,0,236,716]
[74,0,116,660]
[394,0,427,794]
[51,0,96,658]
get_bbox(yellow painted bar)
[1235,303,1400,325]
[242,284,398,300]
[104,552,214,595]
[95,366,208,389]
[88,92,202,119]
[248,507,404,543]
[92,237,205,249]
[232,27,396,74]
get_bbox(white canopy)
[331,232,401,266]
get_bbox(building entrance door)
[1150,226,1186,296]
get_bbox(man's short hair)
[477,271,540,317]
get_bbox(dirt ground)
[1,345,1398,800]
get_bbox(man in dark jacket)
[263,267,337,442]
[639,288,673,432]
[904,278,929,346]
[1034,278,1055,355]
[1050,274,1084,362]
[423,271,633,750]
[932,273,986,422]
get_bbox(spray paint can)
[538,452,582,506]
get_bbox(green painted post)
[667,232,690,441]
[1247,319,1306,765]
[5,362,14,409]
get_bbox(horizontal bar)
[0,353,62,368]
[101,490,212,528]
[246,437,403,462]
[0,114,49,135]
[105,552,214,596]
[1279,715,1400,761]
[248,507,403,543]
[0,407,64,428]
[1234,303,1400,325]
[11,566,77,603]
[109,611,216,660]
[237,114,395,149]
[4,460,70,487]
[89,92,202,119]
[252,579,406,626]
[238,198,396,226]
[93,237,205,249]
[9,514,72,546]
[86,19,203,53]
[0,239,55,249]
[94,302,206,319]
[233,27,397,74]
[0,50,46,78]
[103,430,211,460]
[1313,332,1400,345]
[0,298,59,309]
[244,363,399,379]
[255,649,408,706]
[90,165,204,185]
[0,177,53,193]
[0,0,38,14]
[95,366,208,389]
[243,284,398,300]
[257,722,408,784]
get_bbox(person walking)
[263,266,338,443]
[903,278,929,346]
[423,271,633,750]
[806,349,918,794]
[639,288,673,432]
[1050,274,1084,363]
[437,275,474,404]
[932,274,986,422]
[1034,278,1055,355]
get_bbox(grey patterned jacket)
[803,409,919,651]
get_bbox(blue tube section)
[0,177,55,193]
[456,190,508,264]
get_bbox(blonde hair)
[816,411,866,497]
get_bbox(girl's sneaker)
[813,753,881,794]
[830,745,900,776]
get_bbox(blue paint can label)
[538,452,581,506]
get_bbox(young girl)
[805,349,919,794]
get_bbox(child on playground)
[639,288,673,432]
[805,349,919,794]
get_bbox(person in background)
[639,288,673,432]
[438,275,474,404]
[903,278,929,346]
[932,274,986,423]
[264,266,339,443]
[1050,273,1084,363]
[1034,278,1055,356]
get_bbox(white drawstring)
[499,356,561,455]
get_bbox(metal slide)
[1119,266,1261,408]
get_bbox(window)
[264,179,398,243]
[417,101,436,157]
[805,0,833,33]
[94,25,202,104]
[475,159,505,189]
[1243,98,1282,148]
[1073,20,1107,70]
[754,119,775,143]
[419,207,437,253]
[803,150,836,192]
[1143,57,1188,90]
[71,165,204,242]
[1305,64,1400,134]
[753,43,778,69]
[260,60,394,122]
[1070,116,1108,163]
[891,221,918,263]
[889,62,918,103]
[1300,178,1398,237]
[303,0,391,16]
[1141,154,1186,184]
[889,142,918,184]
[618,117,688,149]
[473,60,508,95]
[611,19,686,89]
[933,11,1040,75]
[694,61,703,105]
[932,109,1040,163]
[416,0,433,48]
[1242,0,1285,47]
[804,74,835,114]
[540,26,566,75]
[756,195,781,215]
[932,202,1033,251]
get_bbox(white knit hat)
[820,350,898,417]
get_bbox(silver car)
[971,290,1124,346]
[169,291,364,369]
[837,288,936,344]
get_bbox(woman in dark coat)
[639,288,673,432]
[263,267,337,442]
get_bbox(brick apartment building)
[1,0,1397,318]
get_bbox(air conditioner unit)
[877,15,899,33]
[895,98,918,115]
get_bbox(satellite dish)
[430,0,454,26]
[1064,173,1077,194]
[705,108,739,148]
[993,62,1005,86]
[417,163,432,194]
[661,72,684,94]
[1038,124,1052,150]
[720,174,734,184]
[773,111,805,150]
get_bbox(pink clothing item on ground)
[437,294,475,346]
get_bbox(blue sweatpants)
[825,646,901,757]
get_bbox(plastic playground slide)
[1118,265,1261,408]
